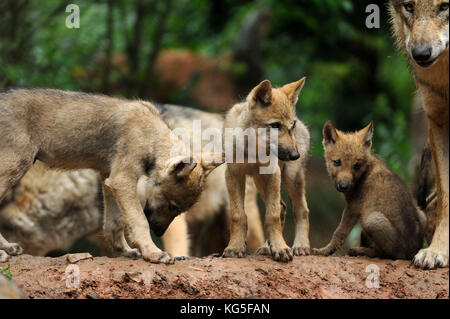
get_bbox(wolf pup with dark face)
[0,89,223,264]
[313,121,427,260]
[222,77,311,262]
[389,0,449,269]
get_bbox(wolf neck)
[411,49,449,104]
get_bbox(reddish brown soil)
[2,254,448,299]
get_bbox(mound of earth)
[2,254,448,299]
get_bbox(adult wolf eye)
[333,160,341,167]
[404,2,414,13]
[269,122,282,129]
[440,3,449,11]
[353,163,361,171]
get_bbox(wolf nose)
[288,150,300,161]
[412,45,432,63]
[337,182,350,192]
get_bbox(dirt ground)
[2,254,448,299]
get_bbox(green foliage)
[0,264,13,280]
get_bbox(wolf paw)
[113,247,142,260]
[268,242,293,263]
[143,251,175,264]
[3,243,23,256]
[413,248,449,269]
[256,244,271,256]
[222,247,246,258]
[312,247,333,256]
[0,250,9,263]
[292,246,310,256]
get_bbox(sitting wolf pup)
[0,89,223,263]
[313,121,426,259]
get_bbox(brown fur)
[223,78,311,262]
[389,0,449,268]
[313,121,426,259]
[0,89,223,264]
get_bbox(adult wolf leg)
[414,120,449,269]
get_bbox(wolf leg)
[162,214,189,257]
[283,163,310,256]
[104,173,174,264]
[360,212,410,259]
[244,177,264,252]
[313,208,358,256]
[102,184,141,259]
[348,246,381,258]
[253,170,293,262]
[414,121,449,269]
[223,167,247,258]
[0,148,35,258]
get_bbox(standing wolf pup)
[389,0,449,268]
[0,89,223,263]
[313,121,426,259]
[223,78,311,262]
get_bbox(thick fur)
[389,0,449,268]
[223,78,311,262]
[0,89,222,264]
[313,121,426,259]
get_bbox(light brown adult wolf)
[223,78,311,262]
[0,89,223,263]
[389,0,449,268]
[313,121,426,259]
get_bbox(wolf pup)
[222,77,311,262]
[389,0,449,268]
[313,121,426,260]
[0,89,223,263]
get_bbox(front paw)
[222,246,246,258]
[292,245,310,256]
[312,246,333,256]
[413,248,448,269]
[143,251,175,264]
[4,243,23,256]
[268,241,293,263]
[113,247,142,260]
[0,250,8,263]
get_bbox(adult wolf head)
[389,0,449,68]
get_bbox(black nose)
[337,182,350,192]
[412,45,432,63]
[289,150,300,161]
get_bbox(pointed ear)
[361,121,374,148]
[322,120,339,145]
[281,77,306,106]
[249,80,272,108]
[165,156,197,179]
[199,152,225,177]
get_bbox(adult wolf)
[0,89,222,263]
[389,0,449,269]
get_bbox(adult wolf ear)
[164,156,197,179]
[360,121,374,148]
[281,76,306,106]
[199,152,225,177]
[249,80,272,107]
[322,120,339,146]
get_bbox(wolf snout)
[278,148,300,161]
[336,181,352,192]
[412,44,433,67]
[149,219,169,237]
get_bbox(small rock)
[86,292,100,299]
[67,253,93,264]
